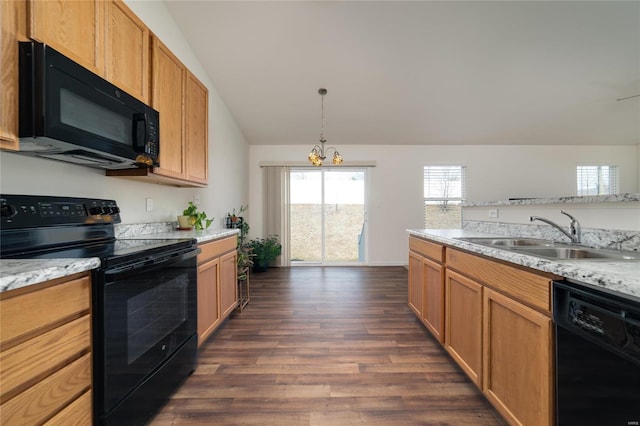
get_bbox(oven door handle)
[104,247,198,275]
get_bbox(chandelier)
[308,88,343,166]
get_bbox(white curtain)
[262,166,290,267]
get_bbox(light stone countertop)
[0,258,101,293]
[408,229,640,303]
[0,228,239,294]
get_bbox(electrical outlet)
[146,198,153,212]
[488,209,498,218]
[193,195,200,205]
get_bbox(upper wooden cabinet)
[185,72,209,184]
[146,35,208,186]
[151,36,186,180]
[28,0,105,75]
[0,0,26,149]
[105,0,150,103]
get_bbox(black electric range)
[1,194,199,426]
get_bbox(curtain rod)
[259,161,377,167]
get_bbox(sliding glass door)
[290,168,367,264]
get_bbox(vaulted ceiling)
[164,1,640,146]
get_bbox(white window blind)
[423,166,466,228]
[576,166,618,196]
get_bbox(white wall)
[249,144,638,265]
[0,1,249,227]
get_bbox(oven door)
[94,246,197,416]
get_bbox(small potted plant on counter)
[248,235,282,272]
[179,201,214,230]
[226,205,248,228]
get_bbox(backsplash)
[115,222,177,238]
[463,220,640,252]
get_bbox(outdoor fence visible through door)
[290,169,367,264]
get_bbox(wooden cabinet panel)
[151,36,186,179]
[105,0,149,103]
[446,248,555,313]
[185,72,208,184]
[220,250,238,319]
[45,389,92,426]
[1,354,91,425]
[422,256,444,343]
[0,273,92,424]
[0,0,26,149]
[197,257,220,346]
[197,236,238,346]
[483,288,553,426]
[28,0,104,75]
[408,251,424,318]
[445,269,482,386]
[1,276,90,348]
[409,236,444,262]
[0,316,91,401]
[198,237,237,263]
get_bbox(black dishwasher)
[553,281,640,426]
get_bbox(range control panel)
[0,194,121,228]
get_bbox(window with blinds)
[576,166,618,196]
[423,166,466,228]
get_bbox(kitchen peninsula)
[407,226,639,425]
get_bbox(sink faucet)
[529,210,581,244]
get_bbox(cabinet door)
[445,269,482,386]
[483,288,553,426]
[408,251,424,318]
[105,0,149,103]
[219,251,238,319]
[422,256,444,343]
[184,71,208,184]
[197,257,220,346]
[1,0,26,149]
[28,0,104,75]
[151,36,185,179]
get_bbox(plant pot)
[252,264,268,273]
[177,215,192,229]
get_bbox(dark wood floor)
[151,266,507,425]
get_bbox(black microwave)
[18,42,159,170]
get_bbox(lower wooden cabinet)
[422,256,444,342]
[219,250,238,319]
[0,273,92,425]
[197,236,238,346]
[408,238,557,426]
[483,288,553,426]
[408,236,445,343]
[408,251,424,318]
[197,256,221,346]
[445,269,482,386]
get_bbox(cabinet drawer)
[409,236,444,263]
[446,248,554,313]
[1,275,91,348]
[1,353,91,425]
[0,315,91,401]
[198,236,236,263]
[44,389,92,426]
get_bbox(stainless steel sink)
[457,237,556,247]
[510,246,640,261]
[456,237,640,261]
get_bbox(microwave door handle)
[132,113,147,154]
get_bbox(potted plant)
[180,201,214,230]
[227,205,248,226]
[248,235,282,272]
